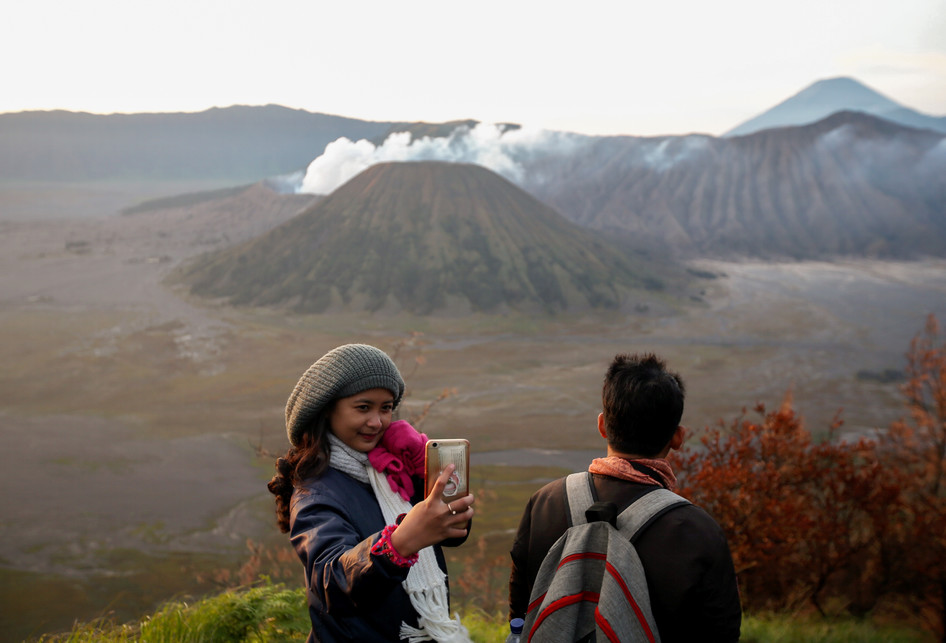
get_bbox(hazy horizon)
[2,0,945,137]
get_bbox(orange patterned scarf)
[588,456,677,490]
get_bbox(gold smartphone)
[424,439,470,503]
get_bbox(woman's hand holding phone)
[389,463,475,558]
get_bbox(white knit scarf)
[327,433,471,642]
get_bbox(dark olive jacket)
[290,468,465,642]
[509,472,742,643]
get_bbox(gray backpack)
[522,472,690,643]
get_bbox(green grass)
[30,582,309,643]
[740,612,931,642]
[28,580,932,643]
[28,581,504,643]
[460,609,511,642]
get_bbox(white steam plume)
[297,123,586,195]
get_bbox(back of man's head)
[601,353,685,457]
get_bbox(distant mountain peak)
[785,77,901,112]
[723,76,944,137]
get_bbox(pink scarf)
[588,456,677,490]
[368,420,428,501]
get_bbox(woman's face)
[328,387,396,453]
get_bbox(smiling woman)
[266,343,477,642]
[328,388,396,452]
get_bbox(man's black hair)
[601,353,685,457]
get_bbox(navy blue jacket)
[290,468,465,642]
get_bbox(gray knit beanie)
[285,343,405,447]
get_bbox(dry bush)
[671,314,946,640]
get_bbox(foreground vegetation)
[30,579,931,643]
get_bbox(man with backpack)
[508,353,741,642]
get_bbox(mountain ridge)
[3,80,944,262]
[0,105,397,182]
[520,110,946,259]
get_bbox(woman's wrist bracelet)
[371,523,418,568]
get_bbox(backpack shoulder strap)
[566,472,691,537]
[564,471,595,526]
[617,487,691,541]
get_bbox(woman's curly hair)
[267,414,331,533]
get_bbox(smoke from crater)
[296,122,588,195]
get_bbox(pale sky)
[2,0,945,137]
